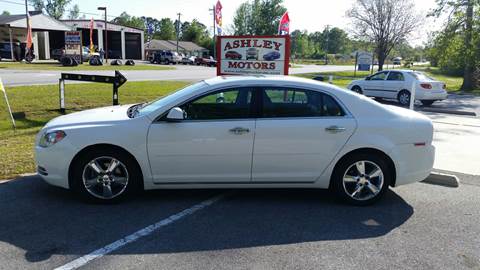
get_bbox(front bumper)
[389,144,435,187]
[35,141,78,189]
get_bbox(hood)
[45,104,132,129]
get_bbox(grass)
[0,62,175,71]
[0,81,190,179]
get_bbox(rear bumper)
[389,144,435,186]
[415,90,448,101]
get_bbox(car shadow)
[0,175,413,263]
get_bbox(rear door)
[251,87,356,183]
[363,71,388,97]
[384,71,406,98]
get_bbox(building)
[145,40,208,58]
[0,12,145,61]
[62,20,144,60]
[0,12,70,60]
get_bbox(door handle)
[229,127,250,135]
[325,126,346,133]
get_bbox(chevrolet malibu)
[35,76,435,205]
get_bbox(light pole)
[176,13,181,53]
[98,7,108,63]
[209,6,216,58]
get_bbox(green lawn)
[0,81,190,179]
[0,62,175,71]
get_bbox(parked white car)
[35,76,435,205]
[347,70,448,106]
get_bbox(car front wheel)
[70,148,142,203]
[331,153,391,206]
[351,86,363,94]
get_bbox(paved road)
[0,65,355,87]
[0,173,478,270]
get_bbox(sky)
[1,0,445,46]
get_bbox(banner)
[215,0,222,35]
[25,14,33,55]
[216,35,291,76]
[278,12,290,35]
[89,18,94,53]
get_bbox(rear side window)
[261,88,345,118]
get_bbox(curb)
[422,172,460,188]
[417,107,476,117]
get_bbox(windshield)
[136,81,207,117]
[411,71,435,81]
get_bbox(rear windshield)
[411,72,434,81]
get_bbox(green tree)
[29,0,72,19]
[67,4,79,19]
[430,0,479,90]
[1,11,11,16]
[232,0,287,35]
[157,18,175,40]
[112,12,145,30]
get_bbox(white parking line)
[54,194,226,270]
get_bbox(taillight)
[420,83,432,89]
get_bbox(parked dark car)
[195,56,217,67]
[263,51,281,61]
[225,50,242,60]
[51,47,65,61]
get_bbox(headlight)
[39,130,66,148]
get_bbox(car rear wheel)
[421,100,435,106]
[331,153,391,206]
[397,90,411,106]
[71,148,142,203]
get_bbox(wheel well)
[68,143,144,189]
[398,89,411,96]
[332,148,397,187]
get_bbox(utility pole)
[98,7,108,63]
[209,5,216,58]
[176,13,181,53]
[324,25,330,65]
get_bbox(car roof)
[203,75,330,88]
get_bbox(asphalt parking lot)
[0,173,478,270]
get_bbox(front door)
[252,87,356,183]
[147,87,256,183]
[364,71,388,97]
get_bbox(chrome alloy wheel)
[82,156,129,200]
[342,160,384,201]
[399,92,410,106]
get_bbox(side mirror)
[166,107,186,122]
[365,76,371,81]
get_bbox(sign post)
[0,78,16,130]
[216,35,290,76]
[357,51,373,72]
[409,80,416,110]
[58,71,127,112]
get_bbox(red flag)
[278,12,290,35]
[26,15,33,50]
[215,0,222,34]
[89,18,94,53]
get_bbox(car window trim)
[257,86,348,119]
[154,86,258,122]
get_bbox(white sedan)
[347,70,448,106]
[35,76,435,205]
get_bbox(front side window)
[370,71,388,81]
[261,88,345,118]
[180,88,253,120]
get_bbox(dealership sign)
[356,51,373,71]
[64,31,83,63]
[216,35,290,76]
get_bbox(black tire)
[165,59,170,65]
[70,147,142,203]
[397,90,411,106]
[351,85,363,94]
[331,152,391,206]
[421,100,434,106]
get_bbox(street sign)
[59,71,127,112]
[216,35,290,76]
[357,52,373,71]
[64,31,83,64]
